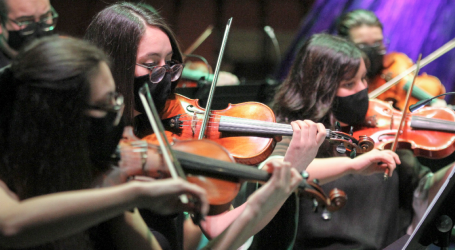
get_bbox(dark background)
[52,0,315,82]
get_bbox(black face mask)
[359,45,385,78]
[133,73,172,114]
[87,113,125,164]
[332,88,369,125]
[7,29,54,51]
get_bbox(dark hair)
[273,34,363,127]
[0,0,7,26]
[337,9,383,38]
[0,36,109,200]
[84,2,182,126]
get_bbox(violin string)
[173,113,357,139]
[413,116,455,125]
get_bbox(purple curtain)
[277,0,455,101]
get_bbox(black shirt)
[0,50,11,69]
[271,136,430,250]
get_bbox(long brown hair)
[84,2,183,126]
[273,34,363,127]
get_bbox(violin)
[123,132,347,215]
[133,81,347,217]
[369,52,446,111]
[151,94,375,165]
[351,99,455,159]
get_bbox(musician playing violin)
[0,35,307,250]
[270,33,455,250]
[84,3,326,250]
[337,9,447,110]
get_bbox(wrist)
[120,181,145,209]
[344,157,359,175]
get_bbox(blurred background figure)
[0,0,57,67]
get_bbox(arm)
[306,149,400,185]
[262,120,400,185]
[200,160,302,250]
[0,178,208,248]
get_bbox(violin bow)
[385,54,422,180]
[138,84,204,221]
[369,38,455,99]
[198,18,233,140]
[183,25,214,55]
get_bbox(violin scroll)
[298,171,347,219]
[327,130,374,158]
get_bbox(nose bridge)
[158,58,167,67]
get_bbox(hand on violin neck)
[284,120,326,172]
[118,139,168,179]
[350,149,400,177]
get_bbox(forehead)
[5,0,50,18]
[136,25,172,59]
[349,25,383,44]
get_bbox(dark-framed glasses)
[9,7,59,36]
[356,38,389,53]
[88,93,124,126]
[136,61,184,83]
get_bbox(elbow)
[0,219,26,247]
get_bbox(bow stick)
[138,84,203,222]
[198,18,233,139]
[369,38,455,99]
[384,54,422,181]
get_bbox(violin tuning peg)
[321,208,332,221]
[336,144,347,154]
[350,148,357,159]
[349,126,354,136]
[335,121,341,131]
[312,199,319,213]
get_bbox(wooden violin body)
[158,94,374,165]
[135,134,347,214]
[160,94,278,165]
[352,99,455,159]
[369,52,445,110]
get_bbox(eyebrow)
[139,51,174,60]
[15,10,53,21]
[39,10,53,19]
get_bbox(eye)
[15,19,35,27]
[342,82,354,89]
[141,62,157,68]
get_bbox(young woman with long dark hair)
[0,36,304,250]
[84,2,327,249]
[271,33,454,250]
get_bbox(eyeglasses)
[136,61,184,83]
[8,7,59,36]
[88,93,125,126]
[356,38,389,54]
